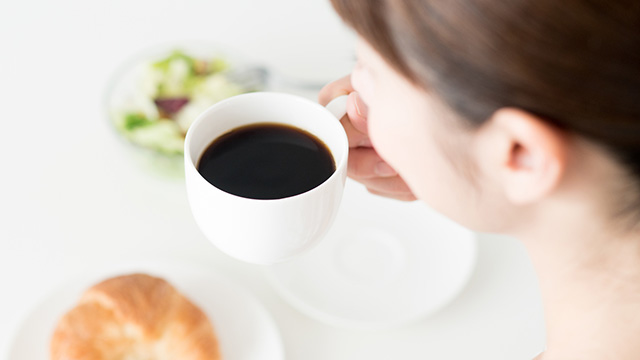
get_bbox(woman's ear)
[475,108,568,205]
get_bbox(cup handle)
[325,95,348,120]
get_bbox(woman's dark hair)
[331,0,640,195]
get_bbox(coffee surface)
[197,123,335,199]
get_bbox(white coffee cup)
[185,92,348,264]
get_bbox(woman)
[320,1,640,359]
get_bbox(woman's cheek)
[367,107,400,167]
[351,65,375,105]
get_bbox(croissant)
[50,273,222,360]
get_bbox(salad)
[111,50,264,156]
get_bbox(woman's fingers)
[360,177,417,201]
[347,147,416,201]
[320,75,416,202]
[320,75,370,147]
[366,188,417,202]
[348,147,396,179]
[341,115,371,148]
[318,75,353,106]
[318,74,369,135]
[346,92,369,134]
[319,74,370,147]
[359,176,412,195]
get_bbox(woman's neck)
[520,206,640,360]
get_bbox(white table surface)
[0,0,546,359]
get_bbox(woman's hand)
[319,75,417,201]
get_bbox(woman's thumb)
[347,92,369,134]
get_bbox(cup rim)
[184,91,349,202]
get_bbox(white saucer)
[268,180,477,330]
[7,260,284,360]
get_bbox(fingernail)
[375,162,397,177]
[354,92,369,118]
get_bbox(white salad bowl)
[104,41,269,177]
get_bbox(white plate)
[268,180,477,330]
[7,261,284,360]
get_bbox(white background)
[0,0,545,359]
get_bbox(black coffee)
[197,123,335,199]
